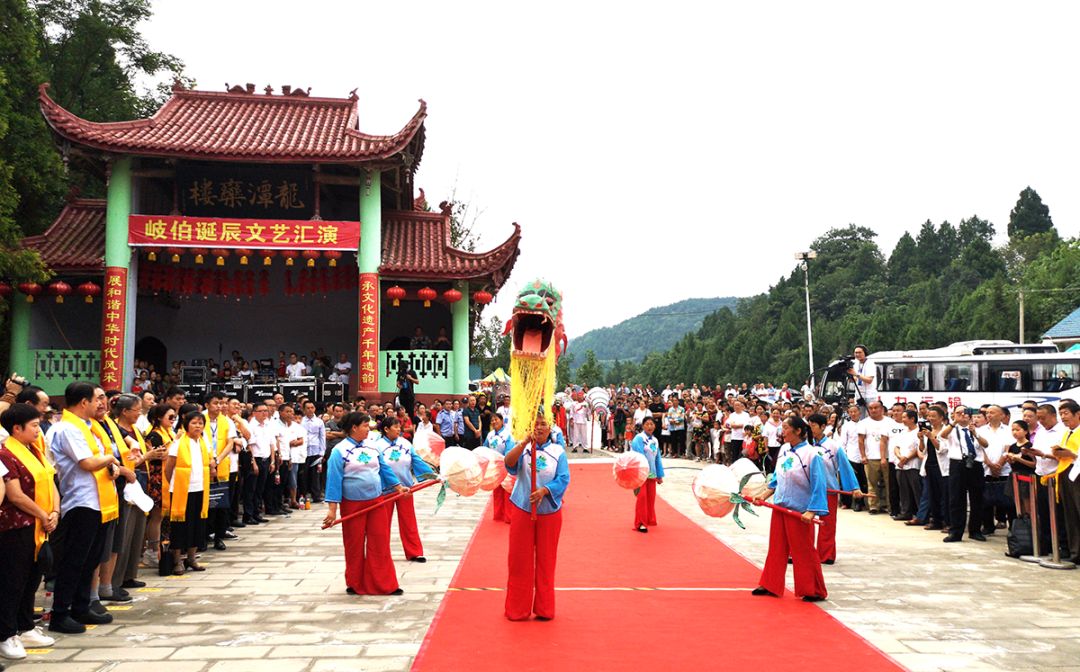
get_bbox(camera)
[838,355,855,373]
[918,420,932,432]
[6,372,29,389]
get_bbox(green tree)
[470,314,504,375]
[576,349,603,389]
[1007,187,1055,240]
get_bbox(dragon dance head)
[505,279,566,360]
[504,279,566,442]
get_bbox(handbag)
[984,479,1012,509]
[1006,516,1033,558]
[157,539,174,576]
[208,480,231,510]
[37,538,54,576]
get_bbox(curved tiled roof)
[22,199,106,273]
[380,211,521,290]
[38,83,426,164]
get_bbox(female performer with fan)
[376,416,435,563]
[324,413,408,596]
[504,412,570,621]
[631,416,664,532]
[484,412,515,523]
[748,416,830,601]
[807,413,863,564]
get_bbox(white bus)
[816,340,1080,416]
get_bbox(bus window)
[930,363,978,392]
[883,363,928,392]
[987,365,1029,393]
[1033,362,1079,392]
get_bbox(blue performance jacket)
[631,431,665,479]
[767,441,829,516]
[377,435,435,488]
[506,438,570,514]
[325,437,402,503]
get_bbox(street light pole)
[795,251,817,388]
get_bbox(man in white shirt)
[977,405,1014,536]
[939,406,988,542]
[892,410,922,522]
[761,408,784,473]
[725,400,751,465]
[569,398,589,450]
[884,403,908,518]
[281,404,306,509]
[285,353,307,380]
[839,404,867,510]
[242,402,279,524]
[920,405,951,530]
[846,345,877,410]
[1029,403,1063,554]
[858,401,892,515]
[332,354,352,388]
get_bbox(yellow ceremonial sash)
[4,436,55,559]
[1042,428,1079,499]
[61,410,119,523]
[204,413,231,480]
[170,433,211,522]
[155,426,176,510]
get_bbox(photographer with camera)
[938,406,988,543]
[845,346,877,410]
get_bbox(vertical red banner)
[358,272,379,394]
[100,267,128,391]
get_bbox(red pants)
[506,504,562,620]
[758,509,827,599]
[816,493,838,563]
[341,498,398,595]
[635,478,657,528]
[389,495,424,559]
[492,488,511,523]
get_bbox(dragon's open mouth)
[511,310,554,359]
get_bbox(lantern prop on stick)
[613,451,649,490]
[474,446,507,491]
[501,474,516,493]
[439,446,483,497]
[413,428,445,468]
[691,464,822,528]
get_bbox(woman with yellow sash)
[111,394,160,591]
[164,410,211,574]
[0,404,60,658]
[143,404,176,567]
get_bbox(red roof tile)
[23,199,106,273]
[380,211,521,290]
[38,83,426,164]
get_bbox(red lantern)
[17,282,42,303]
[191,247,210,264]
[77,281,101,304]
[417,286,437,308]
[235,248,254,265]
[473,289,494,305]
[443,288,463,304]
[302,250,320,267]
[258,270,270,296]
[211,248,231,266]
[260,249,276,266]
[386,285,406,307]
[143,246,162,262]
[48,281,72,303]
[166,247,185,263]
[0,281,12,299]
[281,250,299,266]
[324,250,342,267]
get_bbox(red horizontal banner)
[128,215,359,250]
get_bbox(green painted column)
[452,281,470,393]
[357,169,382,395]
[101,156,133,391]
[8,297,32,377]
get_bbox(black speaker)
[178,383,207,403]
[280,380,317,403]
[181,366,208,384]
[244,384,277,404]
[321,381,345,404]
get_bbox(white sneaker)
[0,635,27,659]
[19,626,56,647]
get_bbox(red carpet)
[412,463,905,671]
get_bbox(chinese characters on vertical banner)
[359,273,379,393]
[100,267,128,392]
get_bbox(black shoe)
[232,520,246,528]
[346,587,357,595]
[243,517,259,525]
[943,534,963,543]
[100,591,132,603]
[408,556,427,563]
[823,559,835,565]
[751,587,776,597]
[223,531,239,540]
[868,510,881,515]
[49,615,87,634]
[787,558,793,565]
[970,533,987,542]
[121,579,146,589]
[802,595,826,602]
[636,525,648,533]
[89,599,108,615]
[255,516,269,523]
[213,539,228,551]
[390,588,404,595]
[73,609,113,625]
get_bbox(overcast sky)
[140,1,1080,338]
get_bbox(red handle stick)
[323,478,441,528]
[529,440,538,521]
[827,489,857,496]
[751,498,824,526]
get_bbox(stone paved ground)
[11,451,1080,672]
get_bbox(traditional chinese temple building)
[10,82,520,400]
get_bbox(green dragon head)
[503,279,565,360]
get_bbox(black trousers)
[400,391,415,416]
[888,463,901,516]
[0,526,40,638]
[925,455,949,527]
[228,472,241,522]
[897,469,922,520]
[244,457,270,519]
[304,455,323,500]
[982,476,1013,532]
[948,459,985,537]
[52,507,106,619]
[845,462,868,511]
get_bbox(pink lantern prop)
[439,446,483,497]
[613,451,649,490]
[691,465,740,518]
[501,474,516,493]
[413,428,445,468]
[473,446,507,491]
[730,458,769,500]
